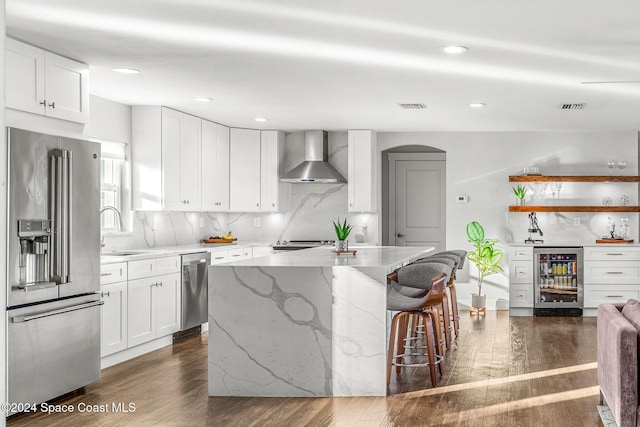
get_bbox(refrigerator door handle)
[50,149,72,284]
[65,149,73,283]
[11,300,103,323]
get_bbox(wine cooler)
[534,247,584,316]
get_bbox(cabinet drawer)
[127,259,156,280]
[509,261,533,284]
[509,246,533,261]
[210,251,229,265]
[227,248,245,261]
[584,247,640,261]
[583,287,639,307]
[100,262,127,285]
[583,261,640,284]
[155,256,180,275]
[510,284,534,308]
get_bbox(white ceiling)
[7,0,640,132]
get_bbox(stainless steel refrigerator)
[6,128,102,408]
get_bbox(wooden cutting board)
[203,238,237,244]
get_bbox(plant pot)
[335,240,349,251]
[471,294,486,309]
[515,198,525,206]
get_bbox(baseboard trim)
[101,335,173,369]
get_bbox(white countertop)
[100,241,273,264]
[509,242,640,247]
[214,245,434,269]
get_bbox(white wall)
[377,131,639,309]
[89,95,131,144]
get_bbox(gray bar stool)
[411,257,456,347]
[387,263,449,388]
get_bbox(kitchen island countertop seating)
[208,245,434,397]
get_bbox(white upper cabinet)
[348,130,377,212]
[132,106,201,211]
[201,120,230,211]
[162,108,202,211]
[229,128,261,212]
[6,38,89,124]
[260,130,287,212]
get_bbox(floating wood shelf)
[509,175,640,182]
[509,206,640,212]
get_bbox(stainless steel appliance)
[534,247,583,316]
[6,128,102,409]
[279,131,347,183]
[272,239,335,251]
[175,252,211,340]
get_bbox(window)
[98,140,128,232]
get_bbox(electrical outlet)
[573,217,581,227]
[254,217,261,227]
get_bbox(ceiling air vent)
[398,103,426,109]
[560,103,585,110]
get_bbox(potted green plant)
[466,221,504,310]
[513,184,527,206]
[332,217,353,251]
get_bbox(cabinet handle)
[48,102,55,109]
[606,271,624,275]
[256,203,259,207]
[272,203,275,207]
[214,256,225,260]
[100,272,112,277]
[101,291,110,298]
[606,295,624,298]
[39,100,47,106]
[231,254,241,257]
[606,253,624,256]
[157,281,163,287]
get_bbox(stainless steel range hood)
[280,130,347,183]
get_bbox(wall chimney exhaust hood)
[280,130,347,183]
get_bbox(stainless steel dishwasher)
[175,251,211,340]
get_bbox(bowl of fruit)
[203,232,237,244]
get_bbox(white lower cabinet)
[127,272,181,348]
[583,248,640,312]
[508,246,534,313]
[101,281,128,357]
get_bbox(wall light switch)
[574,217,581,227]
[254,217,261,227]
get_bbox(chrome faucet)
[100,206,124,249]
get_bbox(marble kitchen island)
[208,246,434,397]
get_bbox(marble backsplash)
[102,130,379,252]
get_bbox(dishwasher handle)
[182,252,211,266]
[12,300,104,323]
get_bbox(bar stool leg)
[396,314,409,374]
[441,293,452,348]
[448,283,460,337]
[420,311,438,386]
[387,311,403,388]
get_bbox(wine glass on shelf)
[552,182,563,199]
[608,160,616,176]
[618,160,627,175]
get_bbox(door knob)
[397,233,405,238]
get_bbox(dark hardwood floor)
[7,312,603,426]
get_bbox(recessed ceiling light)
[254,117,268,122]
[195,97,213,102]
[439,45,468,54]
[112,67,140,74]
[469,103,486,108]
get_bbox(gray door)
[388,153,446,251]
